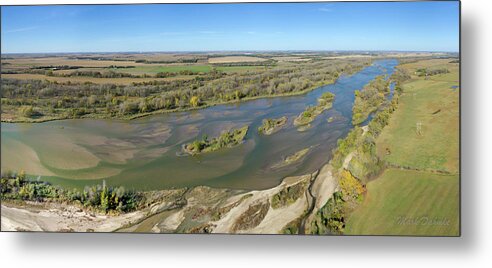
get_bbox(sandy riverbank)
[1,159,340,234]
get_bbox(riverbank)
[1,167,329,233]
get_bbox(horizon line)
[1,49,459,55]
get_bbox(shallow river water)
[1,59,398,191]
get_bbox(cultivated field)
[208,56,268,63]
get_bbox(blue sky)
[1,2,459,53]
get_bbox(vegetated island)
[272,147,311,169]
[351,75,390,125]
[294,92,335,129]
[257,116,288,135]
[183,125,249,155]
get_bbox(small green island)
[352,75,390,125]
[258,116,288,135]
[294,92,335,128]
[183,125,249,155]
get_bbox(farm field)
[345,59,460,236]
[208,56,268,63]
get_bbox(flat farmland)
[208,56,269,63]
[2,57,140,68]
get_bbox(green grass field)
[345,59,459,236]
[376,60,459,173]
[345,168,459,236]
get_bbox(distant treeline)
[415,68,449,77]
[15,68,205,79]
[135,58,199,64]
[67,56,130,61]
[211,60,276,67]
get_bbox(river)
[1,59,398,191]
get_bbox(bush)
[1,173,142,214]
[310,192,345,235]
[19,105,41,118]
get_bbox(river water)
[1,59,398,191]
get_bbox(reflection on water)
[1,59,398,191]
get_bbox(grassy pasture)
[345,59,459,236]
[345,168,459,236]
[376,59,459,173]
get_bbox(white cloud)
[4,26,39,34]
[318,4,334,12]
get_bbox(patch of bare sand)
[1,204,146,232]
[157,209,185,231]
[32,133,101,170]
[1,138,54,176]
[50,166,122,180]
[71,133,138,165]
[211,173,312,234]
[311,164,338,212]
